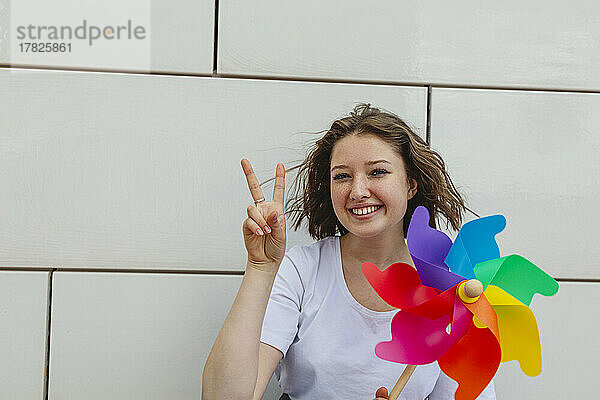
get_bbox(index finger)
[273,163,285,205]
[241,158,265,202]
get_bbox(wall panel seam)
[3,65,599,94]
[43,269,55,400]
[426,85,432,145]
[0,267,597,282]
[212,0,219,75]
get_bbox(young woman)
[202,104,496,400]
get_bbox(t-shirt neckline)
[333,236,397,318]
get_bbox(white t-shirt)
[260,236,496,400]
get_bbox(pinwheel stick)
[387,279,484,400]
[389,365,417,400]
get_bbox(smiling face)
[330,133,417,239]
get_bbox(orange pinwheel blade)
[462,292,499,340]
[438,322,501,400]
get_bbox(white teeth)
[350,206,381,215]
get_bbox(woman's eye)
[371,169,388,176]
[333,173,350,180]
[333,170,388,180]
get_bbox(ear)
[408,178,418,200]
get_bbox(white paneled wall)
[0,68,426,271]
[0,271,49,399]
[1,2,598,400]
[219,0,600,90]
[149,0,214,74]
[48,272,242,400]
[430,88,600,280]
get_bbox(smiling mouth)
[349,205,383,216]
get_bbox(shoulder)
[284,236,338,273]
[267,236,338,311]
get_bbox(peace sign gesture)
[241,159,287,273]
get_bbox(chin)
[353,232,382,239]
[346,226,385,239]
[344,219,405,240]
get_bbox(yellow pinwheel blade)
[484,285,542,377]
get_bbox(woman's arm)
[203,160,287,400]
[202,264,280,400]
[252,343,284,400]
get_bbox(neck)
[340,228,413,270]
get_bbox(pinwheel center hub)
[458,279,484,304]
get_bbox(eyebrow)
[331,159,392,172]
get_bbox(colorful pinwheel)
[362,206,559,400]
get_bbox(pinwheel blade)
[438,322,501,400]
[407,206,464,290]
[375,296,471,365]
[462,293,499,340]
[362,261,440,309]
[406,284,457,320]
[484,285,543,376]
[444,215,506,279]
[474,255,559,306]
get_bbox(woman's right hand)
[241,159,287,273]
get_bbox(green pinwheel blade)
[474,255,559,306]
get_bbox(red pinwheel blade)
[438,322,501,400]
[407,284,457,320]
[362,261,440,309]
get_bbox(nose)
[350,175,370,200]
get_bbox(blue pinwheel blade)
[445,214,506,279]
